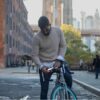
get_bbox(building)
[31,25,40,33]
[80,9,100,52]
[94,9,100,30]
[85,16,94,30]
[42,0,73,26]
[73,18,80,29]
[80,11,86,29]
[0,0,33,68]
[31,25,40,36]
[81,9,100,30]
[81,29,100,52]
[63,0,73,25]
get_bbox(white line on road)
[20,95,30,100]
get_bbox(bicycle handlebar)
[48,67,54,71]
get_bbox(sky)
[24,0,100,25]
[24,0,43,25]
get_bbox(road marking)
[20,95,29,100]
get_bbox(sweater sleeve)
[58,29,67,57]
[32,36,42,67]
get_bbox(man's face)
[41,24,51,36]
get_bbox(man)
[32,16,72,99]
[93,54,100,79]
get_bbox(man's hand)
[53,60,61,69]
[41,67,51,73]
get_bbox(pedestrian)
[32,16,72,99]
[79,59,84,70]
[27,60,32,73]
[93,54,100,79]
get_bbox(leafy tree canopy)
[60,24,92,66]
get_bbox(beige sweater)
[32,27,66,67]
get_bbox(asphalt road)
[0,78,40,100]
[0,78,99,100]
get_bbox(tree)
[61,24,92,67]
[95,40,100,54]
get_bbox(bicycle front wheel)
[50,85,77,100]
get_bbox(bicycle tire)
[50,85,77,100]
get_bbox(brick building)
[0,0,33,68]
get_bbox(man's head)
[38,16,51,36]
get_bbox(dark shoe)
[49,79,53,81]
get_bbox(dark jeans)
[95,68,100,79]
[39,69,52,100]
[39,68,72,100]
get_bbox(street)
[0,0,100,99]
[0,76,99,100]
[0,78,40,100]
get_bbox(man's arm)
[32,36,42,68]
[53,28,66,68]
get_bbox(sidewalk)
[0,66,39,79]
[73,71,100,96]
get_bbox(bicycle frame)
[50,62,77,100]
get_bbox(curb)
[73,79,100,96]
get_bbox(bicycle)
[48,61,77,100]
